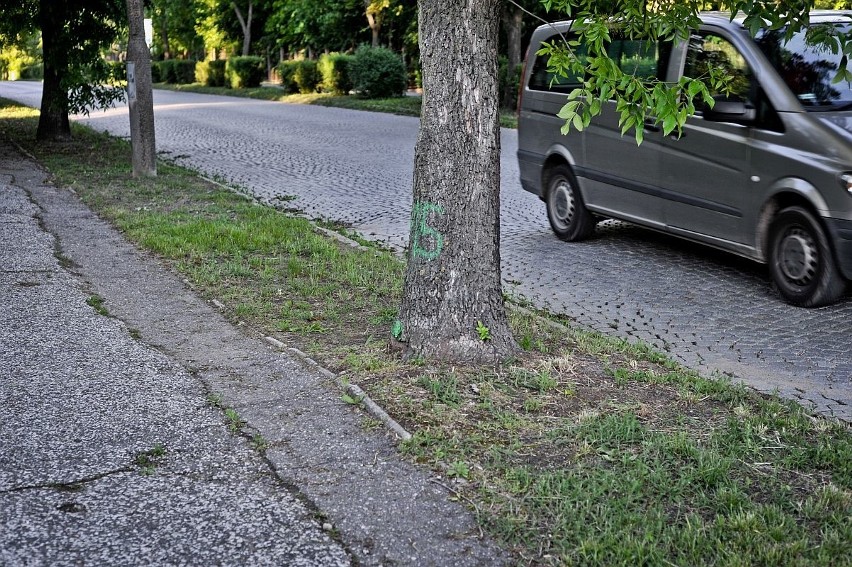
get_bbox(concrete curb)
[259,334,412,442]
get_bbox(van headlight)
[843,173,852,196]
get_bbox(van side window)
[684,32,783,131]
[527,35,671,93]
[684,34,752,100]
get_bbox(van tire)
[768,206,847,307]
[545,165,595,241]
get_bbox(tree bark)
[395,0,517,363]
[126,0,157,177]
[36,0,71,141]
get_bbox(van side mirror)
[701,96,757,125]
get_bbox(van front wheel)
[768,206,847,307]
[545,165,594,241]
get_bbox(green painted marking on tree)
[410,201,445,261]
[391,319,404,340]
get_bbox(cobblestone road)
[1,83,848,420]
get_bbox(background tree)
[0,0,126,141]
[151,0,205,60]
[231,0,254,55]
[266,0,366,55]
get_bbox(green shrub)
[293,59,319,94]
[20,63,43,80]
[318,53,353,95]
[152,60,196,84]
[174,60,197,84]
[226,56,264,88]
[195,59,226,87]
[151,61,163,83]
[349,45,407,99]
[278,60,299,93]
[498,56,522,109]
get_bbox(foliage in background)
[153,59,198,84]
[226,55,265,88]
[318,52,353,95]
[195,58,227,86]
[349,44,407,98]
[292,58,319,93]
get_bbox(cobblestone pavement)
[1,83,848,420]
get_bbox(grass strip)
[2,100,849,567]
[153,82,519,129]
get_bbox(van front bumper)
[826,217,852,281]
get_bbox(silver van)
[517,12,852,307]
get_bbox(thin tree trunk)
[159,9,172,59]
[36,0,71,141]
[395,0,516,363]
[126,0,157,177]
[232,1,252,56]
[365,2,381,47]
[502,4,523,108]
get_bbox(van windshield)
[755,23,852,111]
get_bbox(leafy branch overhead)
[540,0,852,144]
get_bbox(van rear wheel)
[545,165,594,241]
[768,206,847,307]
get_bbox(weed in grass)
[86,294,109,316]
[224,408,244,432]
[134,443,167,476]
[448,460,471,480]
[251,434,270,451]
[418,374,462,407]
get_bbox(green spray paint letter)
[410,201,445,261]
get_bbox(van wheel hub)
[553,181,576,225]
[779,229,817,283]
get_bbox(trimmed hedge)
[318,53,353,95]
[196,59,226,87]
[226,56,264,89]
[349,45,406,99]
[152,60,197,84]
[293,59,319,94]
[278,60,299,93]
[20,64,43,80]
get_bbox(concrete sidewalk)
[0,140,506,565]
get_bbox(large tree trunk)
[395,0,516,363]
[501,4,523,109]
[37,0,71,141]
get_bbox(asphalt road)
[1,81,848,420]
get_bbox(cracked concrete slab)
[0,134,507,564]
